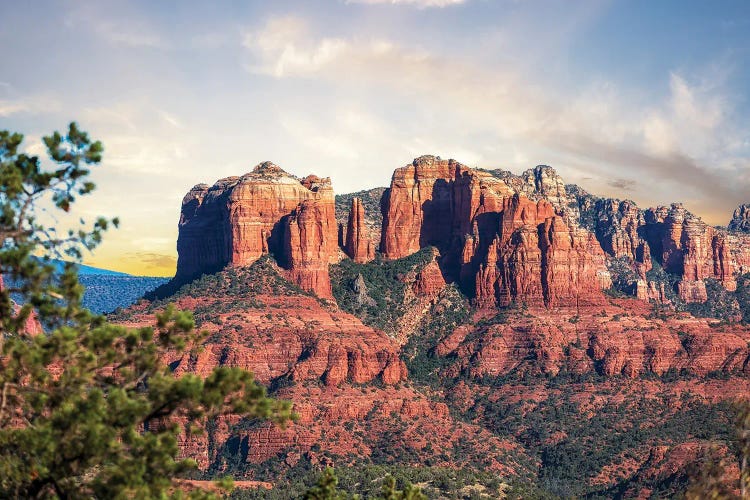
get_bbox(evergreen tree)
[0,123,293,498]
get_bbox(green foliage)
[233,465,514,499]
[330,247,435,335]
[684,278,741,321]
[605,256,638,297]
[401,285,471,387]
[302,468,347,500]
[0,124,293,498]
[467,379,738,498]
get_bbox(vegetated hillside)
[111,257,534,493]
[4,260,168,314]
[80,274,169,314]
[329,247,435,336]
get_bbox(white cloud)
[158,110,184,129]
[241,15,750,210]
[346,0,466,7]
[0,95,61,117]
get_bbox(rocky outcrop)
[472,196,611,308]
[175,163,338,297]
[591,199,652,278]
[380,157,611,308]
[283,197,338,298]
[439,301,750,379]
[642,204,748,301]
[343,198,375,263]
[728,203,750,232]
[335,188,386,250]
[635,280,669,303]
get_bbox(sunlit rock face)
[175,162,338,297]
[343,197,375,263]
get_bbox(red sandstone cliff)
[380,156,611,308]
[438,301,750,379]
[343,197,375,263]
[175,163,338,297]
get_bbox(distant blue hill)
[47,259,131,277]
[8,259,170,315]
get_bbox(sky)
[1,0,749,276]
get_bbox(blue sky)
[1,0,749,275]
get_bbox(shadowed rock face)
[175,163,338,297]
[379,156,611,307]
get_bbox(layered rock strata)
[175,163,338,297]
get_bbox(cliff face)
[437,301,750,380]
[175,163,338,297]
[640,204,750,301]
[377,157,750,306]
[380,156,610,308]
[283,196,339,298]
[343,198,375,263]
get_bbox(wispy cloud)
[158,111,184,129]
[126,252,177,270]
[242,15,750,208]
[0,95,61,117]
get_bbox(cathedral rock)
[175,162,339,297]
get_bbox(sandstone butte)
[343,197,375,263]
[176,162,340,298]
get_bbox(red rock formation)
[729,203,750,233]
[592,199,653,278]
[642,204,745,301]
[380,155,514,260]
[438,301,750,379]
[635,280,669,303]
[283,198,338,298]
[344,198,375,263]
[473,195,610,308]
[175,162,339,297]
[380,157,611,308]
